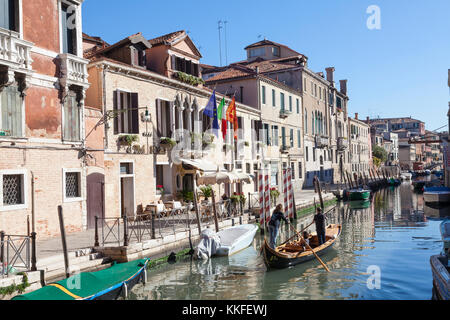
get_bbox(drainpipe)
[31,171,35,233]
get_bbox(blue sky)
[82,0,450,132]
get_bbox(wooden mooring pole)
[193,190,202,235]
[58,205,70,279]
[211,190,220,233]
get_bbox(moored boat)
[195,224,258,259]
[12,258,149,300]
[349,200,371,210]
[347,189,371,201]
[430,219,450,300]
[262,224,341,269]
[423,187,450,204]
[401,172,412,181]
[215,224,259,256]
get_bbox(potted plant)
[118,134,139,146]
[270,187,280,205]
[160,137,176,148]
[199,185,212,202]
[156,185,164,195]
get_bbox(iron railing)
[0,231,37,277]
[94,201,246,247]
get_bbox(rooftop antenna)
[218,20,223,67]
[224,20,228,66]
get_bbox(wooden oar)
[287,223,330,273]
[280,205,336,246]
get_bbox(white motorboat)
[423,187,450,204]
[215,224,259,256]
[195,224,259,259]
[400,172,412,181]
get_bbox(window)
[289,96,292,112]
[246,163,251,174]
[298,162,303,179]
[271,163,278,186]
[281,127,286,148]
[60,2,77,55]
[264,123,271,145]
[296,98,299,114]
[156,99,172,138]
[303,78,307,92]
[297,129,301,148]
[305,147,309,162]
[272,89,276,107]
[313,147,316,162]
[249,47,265,58]
[113,90,139,134]
[280,93,285,111]
[0,169,27,211]
[272,125,279,146]
[171,55,199,77]
[290,128,294,147]
[63,169,82,202]
[1,84,23,137]
[272,46,280,57]
[62,90,81,141]
[291,163,295,180]
[314,84,317,97]
[305,112,307,134]
[261,86,266,104]
[0,0,17,31]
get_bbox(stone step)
[37,247,95,268]
[38,252,104,273]
[44,257,112,282]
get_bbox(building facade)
[348,114,371,178]
[204,66,305,197]
[0,0,90,238]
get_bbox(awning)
[232,171,251,184]
[197,171,251,185]
[180,158,218,173]
[197,172,238,185]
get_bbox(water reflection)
[131,183,446,300]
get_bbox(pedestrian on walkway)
[313,207,327,245]
[268,204,289,249]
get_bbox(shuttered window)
[63,91,81,141]
[290,128,294,147]
[156,99,173,138]
[60,3,77,55]
[113,90,139,134]
[297,129,301,148]
[1,85,23,137]
[0,0,16,31]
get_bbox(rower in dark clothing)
[313,207,327,245]
[268,204,289,249]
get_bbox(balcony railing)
[280,145,290,153]
[59,53,89,88]
[279,108,292,119]
[315,135,329,148]
[337,137,348,150]
[0,29,33,70]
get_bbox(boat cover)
[195,229,221,260]
[12,259,148,300]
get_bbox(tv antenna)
[224,20,228,65]
[218,20,223,67]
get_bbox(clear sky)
[82,0,450,132]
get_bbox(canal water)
[130,181,447,300]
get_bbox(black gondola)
[262,224,341,269]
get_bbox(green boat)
[349,200,371,209]
[12,258,149,300]
[347,189,371,201]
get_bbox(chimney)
[366,116,370,123]
[325,67,335,86]
[355,113,358,120]
[339,79,348,95]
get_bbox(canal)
[130,181,447,300]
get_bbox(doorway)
[120,162,135,218]
[87,173,104,229]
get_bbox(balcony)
[279,108,292,119]
[315,135,329,148]
[58,53,89,90]
[280,145,290,154]
[337,137,348,151]
[0,29,33,71]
